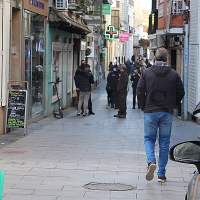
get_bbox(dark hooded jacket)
[79,69,94,92]
[136,62,185,114]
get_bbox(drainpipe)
[183,2,189,120]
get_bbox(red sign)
[119,32,129,41]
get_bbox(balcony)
[81,0,102,24]
[68,0,85,14]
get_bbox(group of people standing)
[74,60,95,116]
[106,63,129,118]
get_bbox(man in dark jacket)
[136,47,185,183]
[74,60,85,101]
[106,65,120,108]
[77,64,94,116]
[114,64,128,118]
[74,61,95,115]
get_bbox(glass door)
[25,36,44,116]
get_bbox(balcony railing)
[68,0,102,15]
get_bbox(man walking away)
[136,47,185,183]
[77,64,94,116]
[114,64,128,118]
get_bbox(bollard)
[0,171,4,200]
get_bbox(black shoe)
[111,105,114,108]
[118,115,126,118]
[114,107,119,109]
[114,114,120,117]
[83,113,87,116]
[89,111,95,115]
[132,107,135,109]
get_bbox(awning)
[48,7,91,35]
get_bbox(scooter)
[48,79,63,118]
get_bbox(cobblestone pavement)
[0,81,200,200]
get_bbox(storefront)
[23,0,48,119]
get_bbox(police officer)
[114,64,129,118]
[106,65,120,108]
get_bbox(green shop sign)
[102,4,111,15]
[97,4,111,15]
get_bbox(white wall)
[188,0,200,114]
[0,0,10,106]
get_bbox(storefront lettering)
[30,0,44,9]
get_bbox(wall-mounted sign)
[119,32,129,41]
[23,0,48,16]
[29,0,44,9]
[104,26,119,40]
[102,4,111,15]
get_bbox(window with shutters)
[172,0,183,14]
[111,10,120,30]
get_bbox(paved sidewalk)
[0,81,200,200]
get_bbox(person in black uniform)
[114,64,128,118]
[106,65,119,108]
[131,67,141,109]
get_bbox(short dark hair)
[84,64,90,68]
[155,47,168,62]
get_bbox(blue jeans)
[144,112,173,177]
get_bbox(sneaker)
[114,114,120,117]
[146,162,157,181]
[83,113,87,116]
[77,112,81,116]
[157,176,166,183]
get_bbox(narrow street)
[0,80,199,200]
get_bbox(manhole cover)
[83,182,136,191]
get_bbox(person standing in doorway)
[136,47,185,183]
[114,64,128,118]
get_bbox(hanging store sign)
[119,32,129,41]
[102,4,111,15]
[104,26,118,40]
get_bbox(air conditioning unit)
[56,0,68,10]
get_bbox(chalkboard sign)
[6,90,27,128]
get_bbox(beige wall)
[11,10,21,81]
[0,107,5,134]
